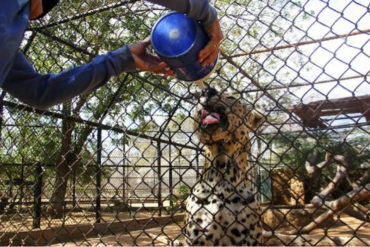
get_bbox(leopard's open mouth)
[199,107,228,131]
[201,109,221,125]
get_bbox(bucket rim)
[178,54,219,83]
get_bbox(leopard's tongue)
[201,109,221,125]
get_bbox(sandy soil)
[1,211,369,246]
[53,214,370,246]
[0,211,165,232]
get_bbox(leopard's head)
[193,88,264,148]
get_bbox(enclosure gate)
[0,0,369,246]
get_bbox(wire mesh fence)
[0,0,369,246]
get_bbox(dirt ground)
[53,224,182,246]
[1,210,369,246]
[52,214,369,246]
[306,214,370,246]
[0,210,161,232]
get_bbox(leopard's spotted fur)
[183,88,264,246]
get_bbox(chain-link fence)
[0,0,369,246]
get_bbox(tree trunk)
[48,126,95,217]
[48,101,75,218]
[47,79,129,217]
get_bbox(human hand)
[129,38,175,76]
[199,19,223,67]
[30,0,43,19]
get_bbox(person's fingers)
[131,41,175,76]
[146,53,163,64]
[139,58,174,75]
[151,62,175,75]
[199,43,215,61]
[155,67,175,76]
[151,61,168,72]
[129,37,152,56]
[141,53,165,69]
[151,66,174,76]
[198,19,223,66]
[202,52,218,67]
[157,61,169,69]
[198,45,210,63]
[141,37,151,49]
[142,36,151,44]
[199,42,219,66]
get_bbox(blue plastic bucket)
[151,12,218,83]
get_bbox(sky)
[292,0,369,102]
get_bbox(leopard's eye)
[227,96,236,100]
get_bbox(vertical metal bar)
[96,128,102,223]
[168,131,173,207]
[0,92,5,202]
[33,162,42,229]
[256,138,262,200]
[0,101,2,143]
[196,150,200,179]
[122,137,126,202]
[72,168,76,208]
[157,140,162,216]
[0,92,5,142]
[20,164,24,208]
[178,150,182,182]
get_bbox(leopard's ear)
[250,111,265,129]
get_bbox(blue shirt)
[0,0,217,109]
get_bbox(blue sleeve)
[2,48,136,109]
[0,1,30,87]
[146,0,217,28]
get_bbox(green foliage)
[267,131,369,176]
[166,184,190,212]
[3,1,173,189]
[264,131,369,201]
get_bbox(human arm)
[146,0,217,28]
[1,0,173,110]
[0,1,138,110]
[0,1,30,87]
[2,48,136,109]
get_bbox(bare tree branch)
[351,167,370,189]
[311,155,348,206]
[263,231,369,246]
[287,183,370,234]
[305,149,322,174]
[343,206,369,222]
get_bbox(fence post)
[33,162,43,229]
[96,128,102,223]
[157,140,162,216]
[72,168,76,208]
[168,131,173,208]
[122,137,126,202]
[196,150,200,179]
[0,92,5,142]
[20,163,24,208]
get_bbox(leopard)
[183,87,265,246]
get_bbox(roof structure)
[292,95,370,129]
